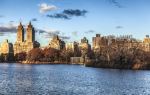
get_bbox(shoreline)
[0,61,150,70]
[19,61,84,65]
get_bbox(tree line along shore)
[0,45,150,70]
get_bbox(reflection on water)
[0,63,150,95]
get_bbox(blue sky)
[0,0,150,46]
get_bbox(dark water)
[0,64,150,95]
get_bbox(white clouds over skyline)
[39,3,58,13]
[0,22,18,33]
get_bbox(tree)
[27,48,44,62]
[43,48,60,62]
[60,49,74,62]
[15,52,27,61]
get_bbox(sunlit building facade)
[48,35,65,50]
[0,39,14,61]
[14,22,40,55]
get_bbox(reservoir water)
[0,63,150,95]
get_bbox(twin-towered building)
[14,22,40,55]
[0,22,40,61]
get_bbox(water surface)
[0,63,150,95]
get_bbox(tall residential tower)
[14,22,40,55]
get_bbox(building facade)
[79,37,91,58]
[49,35,65,50]
[143,35,150,52]
[79,37,91,51]
[92,34,101,50]
[66,41,81,57]
[92,34,109,52]
[14,22,40,55]
[0,39,14,61]
[66,42,80,51]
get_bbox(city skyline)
[0,0,150,46]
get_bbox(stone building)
[66,42,79,51]
[143,35,150,52]
[79,37,91,52]
[14,22,40,55]
[0,39,14,61]
[48,35,65,50]
[92,34,102,52]
[92,34,109,52]
[92,34,101,50]
[92,34,143,52]
[79,37,91,59]
[66,41,81,57]
[70,38,91,64]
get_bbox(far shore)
[0,61,150,70]
[19,61,84,65]
[20,61,150,70]
[0,61,84,65]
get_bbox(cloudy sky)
[0,0,150,46]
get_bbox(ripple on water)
[0,63,150,95]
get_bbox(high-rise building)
[14,22,40,55]
[17,22,24,43]
[143,35,150,52]
[0,39,14,61]
[66,41,80,56]
[48,35,65,50]
[92,34,109,52]
[92,34,101,50]
[26,22,35,42]
[79,37,91,55]
[66,42,78,51]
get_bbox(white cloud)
[39,3,58,13]
[38,28,60,38]
[0,22,18,33]
[38,27,59,33]
[36,27,70,40]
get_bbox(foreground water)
[0,63,150,95]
